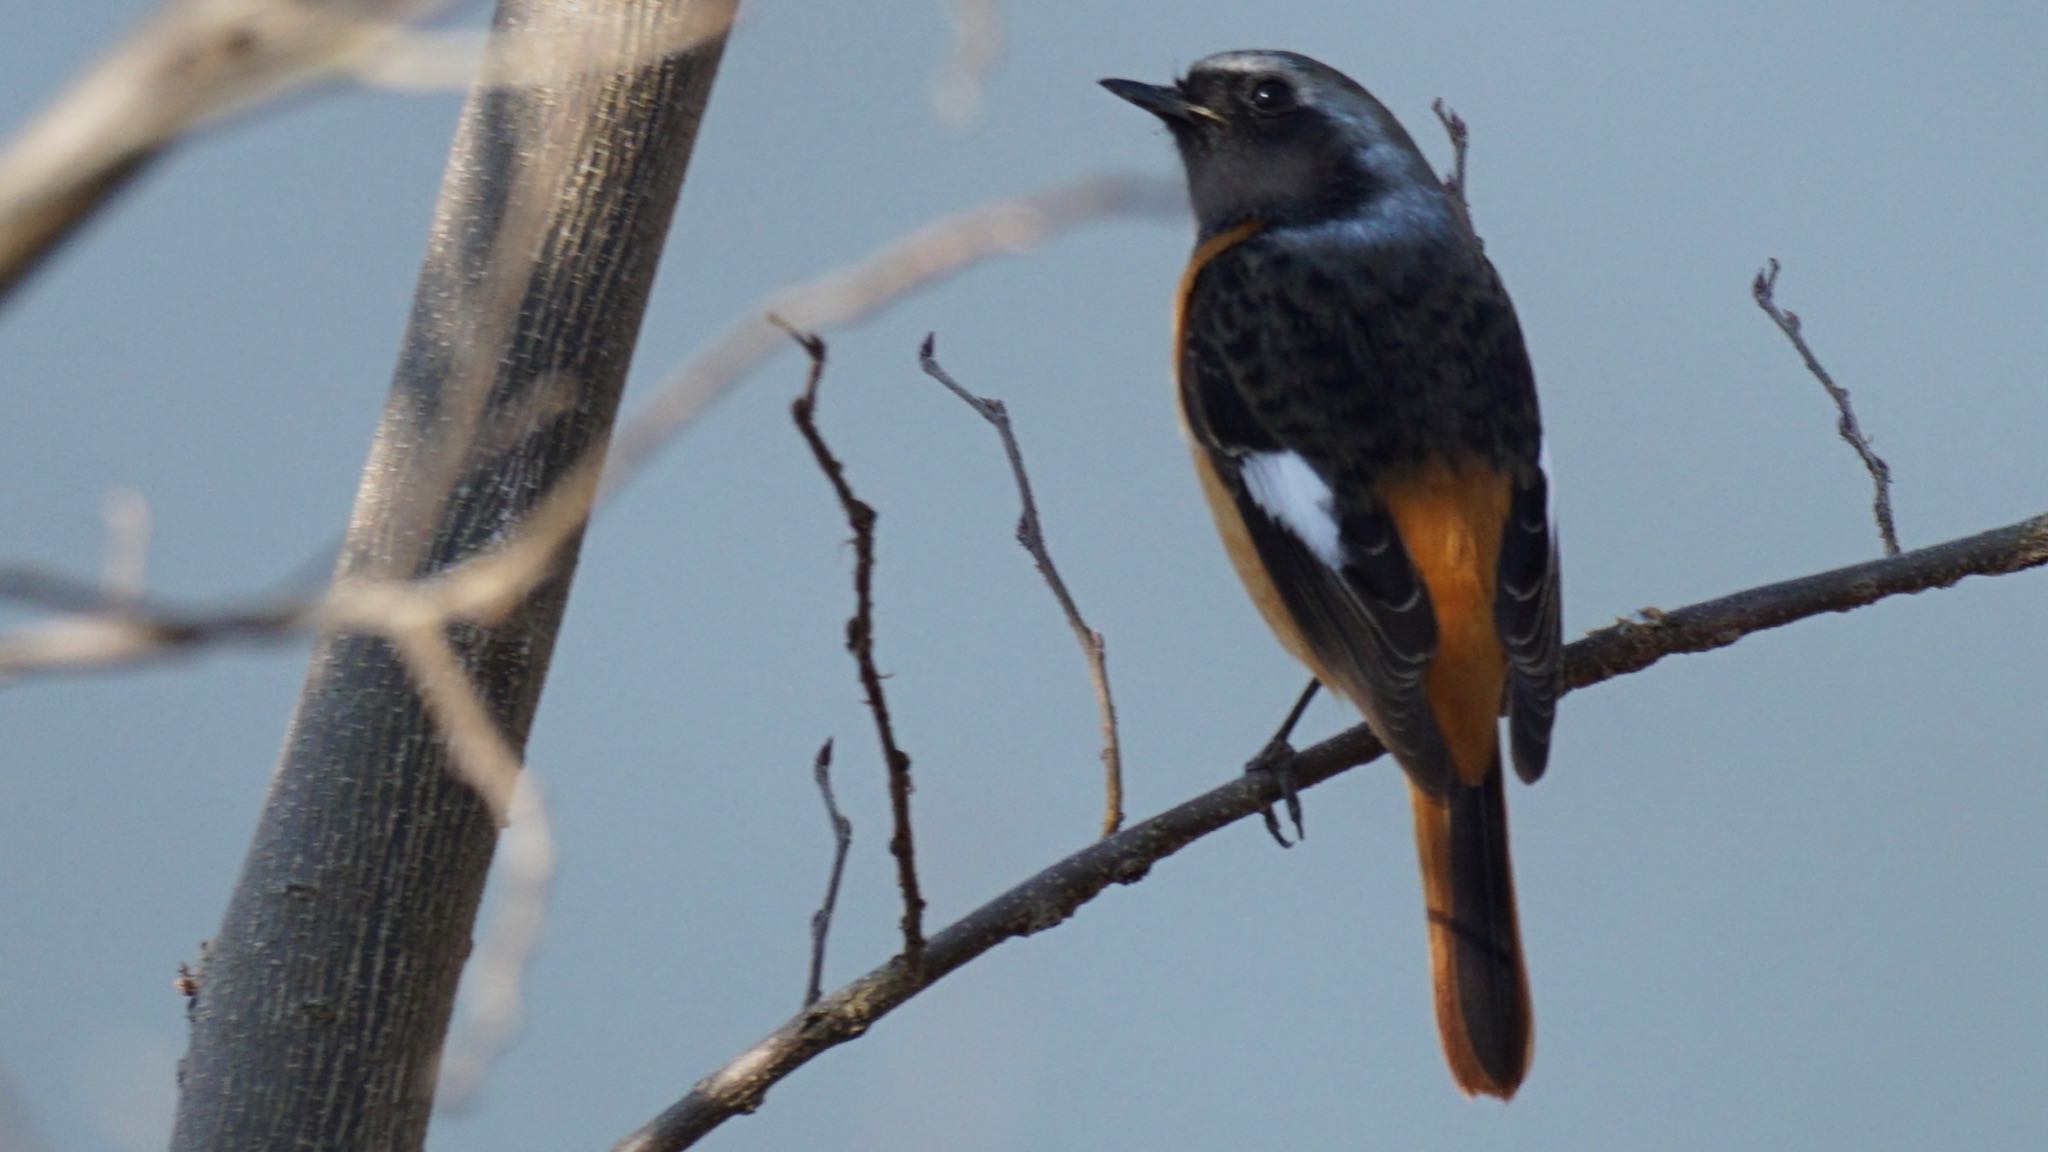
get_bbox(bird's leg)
[1246,678,1319,847]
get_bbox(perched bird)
[1103,50,1561,1098]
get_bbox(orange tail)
[1410,763,1531,1098]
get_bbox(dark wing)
[1180,248,1458,792]
[1495,466,1560,782]
[1471,268,1561,784]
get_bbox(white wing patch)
[1241,450,1345,570]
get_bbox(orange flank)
[1186,440,1328,679]
[1170,220,1334,681]
[1375,458,1512,786]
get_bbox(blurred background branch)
[0,0,740,307]
[0,173,1181,682]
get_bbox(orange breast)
[1376,458,1512,785]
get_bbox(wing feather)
[1178,229,1558,793]
[1495,468,1561,783]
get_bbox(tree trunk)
[170,3,737,1148]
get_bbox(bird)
[1102,50,1561,1099]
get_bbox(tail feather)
[1410,761,1531,1098]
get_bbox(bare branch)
[918,335,1125,837]
[0,0,745,307]
[933,0,1003,127]
[783,324,926,977]
[804,740,853,1009]
[1753,258,1901,555]
[612,508,2048,1152]
[0,0,440,303]
[0,568,310,678]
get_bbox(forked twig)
[1753,258,1900,555]
[917,335,1125,837]
[782,323,926,976]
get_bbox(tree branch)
[612,508,2048,1152]
[0,0,743,308]
[1753,257,1901,556]
[918,335,1125,837]
[167,4,737,1148]
[0,0,435,305]
[784,325,927,976]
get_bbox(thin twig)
[917,335,1126,837]
[1752,258,1901,555]
[782,323,926,977]
[612,508,2048,1152]
[1431,97,1475,239]
[804,739,853,1008]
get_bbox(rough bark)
[169,3,737,1149]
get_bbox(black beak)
[1099,78,1214,127]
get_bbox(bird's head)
[1102,50,1447,237]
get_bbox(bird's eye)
[1248,77,1297,113]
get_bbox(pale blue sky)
[4,2,2046,1150]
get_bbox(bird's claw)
[1246,739,1305,848]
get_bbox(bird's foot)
[1245,678,1320,848]
[1245,738,1305,848]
